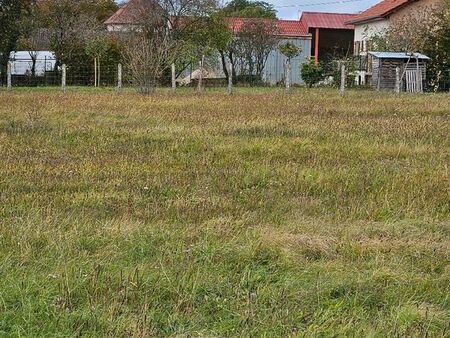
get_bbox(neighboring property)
[347,0,442,85]
[348,0,443,55]
[105,0,312,85]
[369,52,429,92]
[105,0,148,32]
[227,18,311,85]
[298,12,357,63]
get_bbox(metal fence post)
[340,64,346,96]
[228,62,233,96]
[117,63,122,94]
[62,64,66,93]
[171,63,176,93]
[7,61,12,91]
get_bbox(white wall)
[354,19,390,42]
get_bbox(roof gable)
[348,0,410,24]
[105,0,158,25]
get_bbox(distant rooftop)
[347,0,410,24]
[299,12,357,30]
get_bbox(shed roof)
[299,12,356,30]
[368,51,430,60]
[347,0,410,24]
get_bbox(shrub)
[330,58,357,88]
[301,58,323,87]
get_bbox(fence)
[1,59,449,94]
[0,59,276,91]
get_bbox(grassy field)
[0,88,449,337]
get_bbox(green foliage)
[279,42,300,61]
[85,35,110,59]
[222,0,277,18]
[329,58,357,88]
[0,0,29,68]
[301,58,323,87]
[180,13,232,61]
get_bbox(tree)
[16,0,51,79]
[121,0,219,93]
[280,42,300,92]
[0,0,30,82]
[217,0,277,83]
[85,34,110,87]
[37,0,117,64]
[34,0,119,85]
[234,19,279,83]
[301,58,323,88]
[222,0,276,18]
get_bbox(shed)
[299,12,357,64]
[369,52,430,92]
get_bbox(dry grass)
[0,87,449,336]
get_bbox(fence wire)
[1,59,449,93]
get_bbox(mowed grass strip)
[0,88,449,336]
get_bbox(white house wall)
[354,19,390,42]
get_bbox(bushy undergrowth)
[0,88,449,336]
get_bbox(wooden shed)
[369,52,430,92]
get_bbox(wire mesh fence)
[1,58,449,93]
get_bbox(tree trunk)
[228,51,237,84]
[220,51,229,82]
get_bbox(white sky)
[116,0,381,20]
[272,0,380,19]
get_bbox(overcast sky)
[271,0,380,19]
[116,0,381,20]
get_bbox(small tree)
[85,35,109,87]
[301,58,323,88]
[279,42,300,92]
[235,19,279,84]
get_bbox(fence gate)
[405,69,423,93]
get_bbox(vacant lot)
[0,88,449,336]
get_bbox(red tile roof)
[347,0,410,24]
[227,18,309,37]
[105,0,155,25]
[299,12,357,30]
[105,1,308,37]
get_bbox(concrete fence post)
[7,61,12,91]
[340,64,346,96]
[285,59,291,94]
[197,55,204,93]
[171,63,176,93]
[94,58,97,87]
[62,64,66,93]
[395,67,401,95]
[228,62,233,96]
[117,63,122,94]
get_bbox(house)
[298,12,357,63]
[348,0,443,56]
[105,0,312,85]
